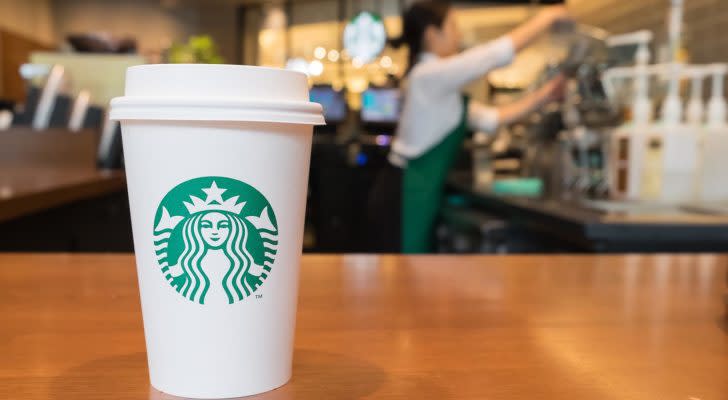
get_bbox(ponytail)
[390,1,451,74]
[388,36,407,50]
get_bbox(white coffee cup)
[110,64,323,399]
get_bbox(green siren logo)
[152,176,278,305]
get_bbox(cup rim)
[112,64,324,125]
[110,96,325,125]
[126,63,308,79]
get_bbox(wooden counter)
[0,128,126,223]
[0,254,725,399]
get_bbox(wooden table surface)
[0,129,126,222]
[0,254,725,399]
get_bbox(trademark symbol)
[256,294,263,299]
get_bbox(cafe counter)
[446,173,728,252]
[0,253,725,399]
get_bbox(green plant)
[168,35,224,64]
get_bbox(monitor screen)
[361,88,401,124]
[309,86,347,123]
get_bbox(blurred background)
[2,0,728,254]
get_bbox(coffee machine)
[519,25,623,200]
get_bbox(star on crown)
[183,181,246,215]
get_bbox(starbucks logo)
[152,176,278,305]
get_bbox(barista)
[368,1,571,253]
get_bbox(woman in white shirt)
[368,1,572,253]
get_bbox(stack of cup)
[110,64,324,398]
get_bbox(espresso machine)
[516,24,623,200]
[556,26,624,200]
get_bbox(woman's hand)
[540,5,572,26]
[544,74,567,102]
[495,74,567,126]
[509,5,573,52]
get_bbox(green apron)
[402,96,469,253]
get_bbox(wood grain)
[0,29,51,104]
[0,254,725,399]
[0,128,99,167]
[0,129,125,222]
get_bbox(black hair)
[389,1,451,74]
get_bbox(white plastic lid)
[110,64,324,125]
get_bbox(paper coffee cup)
[110,64,324,399]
